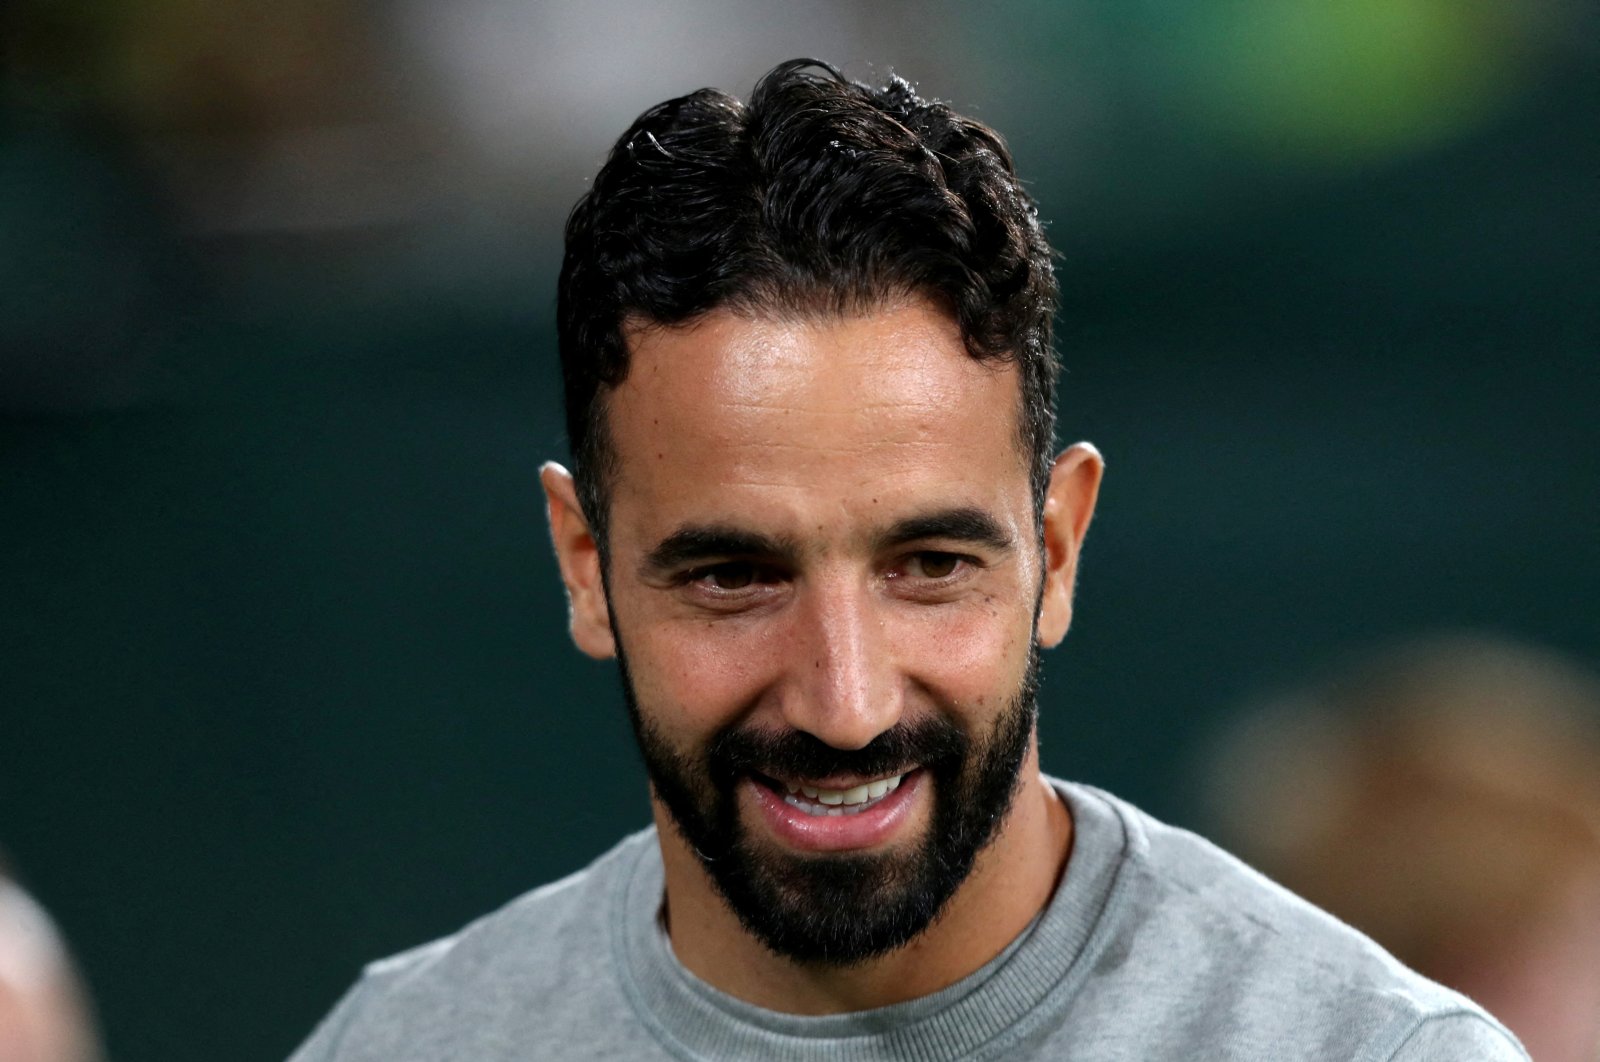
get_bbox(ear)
[1035,443,1104,649]
[540,462,617,660]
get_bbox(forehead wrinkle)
[714,395,949,414]
[708,438,963,463]
[707,402,962,450]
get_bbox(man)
[1205,635,1600,1061]
[292,60,1526,1060]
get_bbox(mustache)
[707,717,969,789]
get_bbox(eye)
[906,552,963,579]
[704,563,753,590]
[686,561,777,592]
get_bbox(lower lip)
[745,769,926,852]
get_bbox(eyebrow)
[640,506,1014,578]
[874,506,1014,554]
[641,525,801,576]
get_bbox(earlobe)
[1035,443,1104,649]
[540,462,617,660]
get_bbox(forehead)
[604,299,1028,544]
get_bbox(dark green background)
[2,4,1596,1059]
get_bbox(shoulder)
[1386,1011,1529,1060]
[289,828,656,1062]
[1060,783,1528,1060]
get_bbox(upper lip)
[757,768,915,790]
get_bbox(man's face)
[558,298,1066,964]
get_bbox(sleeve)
[1385,1011,1530,1062]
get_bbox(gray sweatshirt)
[291,780,1527,1060]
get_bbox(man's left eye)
[906,552,963,579]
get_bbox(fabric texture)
[290,780,1528,1061]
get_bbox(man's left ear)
[1036,443,1104,648]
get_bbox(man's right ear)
[540,462,617,660]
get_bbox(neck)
[655,744,1073,1014]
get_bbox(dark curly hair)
[558,58,1060,549]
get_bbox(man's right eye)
[686,562,774,591]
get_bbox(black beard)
[617,647,1040,966]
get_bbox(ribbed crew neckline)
[611,780,1134,1062]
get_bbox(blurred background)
[1,0,1595,1058]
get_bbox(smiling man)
[573,301,1087,1008]
[291,60,1527,1060]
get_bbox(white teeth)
[778,773,906,813]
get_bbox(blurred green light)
[1171,0,1532,165]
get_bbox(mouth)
[745,768,926,851]
[756,771,907,817]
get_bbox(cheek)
[892,595,1036,709]
[622,615,781,738]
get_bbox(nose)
[778,571,902,750]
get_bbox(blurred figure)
[1205,635,1600,1062]
[0,868,102,1062]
